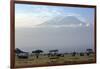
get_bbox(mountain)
[38,16,85,26]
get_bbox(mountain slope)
[38,16,85,26]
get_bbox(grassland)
[15,54,95,67]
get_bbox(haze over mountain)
[15,15,94,53]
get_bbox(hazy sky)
[15,4,95,53]
[15,4,94,27]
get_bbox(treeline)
[15,48,94,59]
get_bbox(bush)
[80,53,84,56]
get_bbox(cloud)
[15,13,52,28]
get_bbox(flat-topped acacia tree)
[32,50,43,59]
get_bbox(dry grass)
[15,54,95,67]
